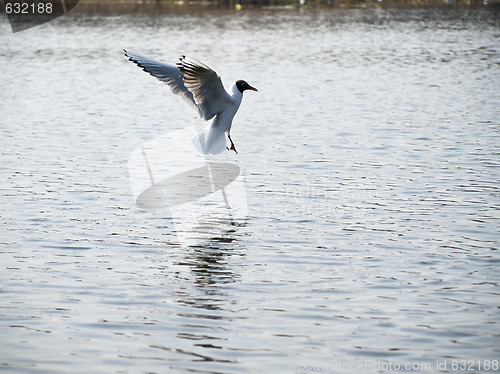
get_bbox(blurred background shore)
[67,0,500,14]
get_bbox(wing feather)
[177,56,231,121]
[123,49,202,117]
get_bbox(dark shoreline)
[69,0,500,14]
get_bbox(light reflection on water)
[1,6,499,373]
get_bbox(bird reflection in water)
[128,130,248,364]
[174,227,246,315]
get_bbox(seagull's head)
[236,80,258,93]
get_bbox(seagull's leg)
[228,134,238,154]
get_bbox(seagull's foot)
[229,143,238,154]
[228,135,238,154]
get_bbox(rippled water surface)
[1,7,500,373]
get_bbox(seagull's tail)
[192,124,227,155]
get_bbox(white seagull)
[124,50,257,155]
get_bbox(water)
[1,6,500,373]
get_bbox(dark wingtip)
[123,49,134,62]
[123,50,148,75]
[177,55,187,72]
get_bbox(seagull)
[123,50,257,155]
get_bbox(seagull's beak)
[248,86,258,92]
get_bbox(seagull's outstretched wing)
[177,56,231,121]
[124,49,202,118]
[124,50,231,121]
